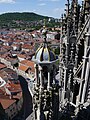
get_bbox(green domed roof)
[33,27,58,63]
[35,43,56,62]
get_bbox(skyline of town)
[0,0,82,18]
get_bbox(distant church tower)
[33,27,59,120]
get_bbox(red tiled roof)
[20,60,35,72]
[22,44,33,49]
[0,63,6,69]
[0,98,16,109]
[6,83,22,93]
[18,65,29,71]
[17,54,26,58]
[3,45,11,50]
[0,89,16,109]
[0,87,22,110]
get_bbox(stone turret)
[32,27,59,120]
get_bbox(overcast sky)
[0,0,82,18]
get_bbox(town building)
[0,62,23,120]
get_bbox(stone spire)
[32,26,59,120]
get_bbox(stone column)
[81,38,88,75]
[75,44,78,70]
[47,71,50,90]
[37,104,41,120]
[62,67,67,102]
[59,65,62,86]
[34,64,39,84]
[39,66,43,88]
[75,95,80,115]
[78,80,83,102]
[81,61,90,103]
[79,33,90,102]
[64,67,67,91]
[78,34,88,102]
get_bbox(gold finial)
[42,19,48,43]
